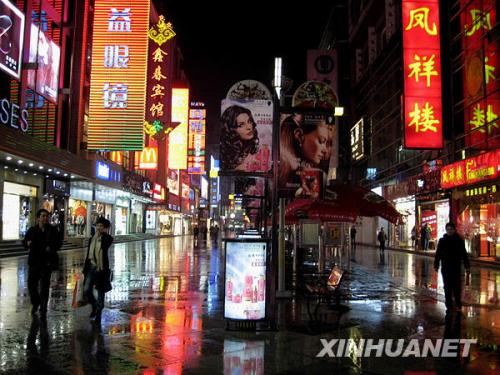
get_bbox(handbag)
[72,273,87,308]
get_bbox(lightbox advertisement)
[224,241,267,320]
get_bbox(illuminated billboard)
[0,0,25,80]
[87,1,150,150]
[168,88,189,169]
[135,147,158,170]
[402,0,443,149]
[188,106,206,174]
[27,24,60,103]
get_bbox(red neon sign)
[440,149,500,189]
[402,0,443,149]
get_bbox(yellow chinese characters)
[470,103,499,134]
[153,48,168,63]
[485,56,496,85]
[408,102,440,133]
[150,103,164,117]
[405,7,438,35]
[151,84,165,98]
[152,66,166,81]
[466,9,492,37]
[408,54,438,86]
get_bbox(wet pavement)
[0,237,498,374]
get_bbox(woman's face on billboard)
[234,113,254,141]
[299,123,329,165]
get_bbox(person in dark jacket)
[83,217,113,321]
[377,228,387,252]
[23,209,63,318]
[434,222,471,314]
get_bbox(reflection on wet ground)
[0,237,498,374]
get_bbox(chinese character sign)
[188,107,206,174]
[402,0,443,149]
[440,149,500,189]
[461,0,500,149]
[88,1,150,150]
[145,15,176,140]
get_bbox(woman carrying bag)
[83,217,113,321]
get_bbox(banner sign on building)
[0,0,24,80]
[440,149,500,189]
[461,0,500,149]
[144,14,175,139]
[168,88,189,169]
[220,98,273,172]
[402,0,443,149]
[87,0,150,150]
[188,105,206,174]
[351,118,364,161]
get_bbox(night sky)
[161,1,333,148]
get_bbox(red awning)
[285,185,401,224]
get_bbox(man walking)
[23,209,62,318]
[421,223,429,251]
[434,222,470,314]
[377,227,387,252]
[350,226,357,249]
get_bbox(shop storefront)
[115,196,130,236]
[2,181,39,240]
[67,198,90,237]
[393,195,416,247]
[417,196,450,250]
[130,199,145,234]
[442,150,500,259]
[41,179,70,233]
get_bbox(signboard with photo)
[224,240,267,321]
[27,24,60,103]
[220,99,273,173]
[279,112,335,197]
[0,0,24,79]
[167,169,179,196]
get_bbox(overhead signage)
[351,118,364,161]
[153,183,166,202]
[168,88,189,169]
[145,14,176,139]
[402,0,443,149]
[465,184,497,197]
[461,0,499,149]
[440,149,500,189]
[224,241,267,320]
[88,1,150,150]
[0,0,24,80]
[188,105,206,174]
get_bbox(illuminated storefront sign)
[168,88,189,169]
[87,1,150,150]
[153,183,166,202]
[135,147,158,170]
[461,0,500,149]
[96,161,122,182]
[188,106,206,174]
[0,97,29,131]
[0,0,24,80]
[465,184,497,197]
[440,149,500,188]
[350,118,364,160]
[402,0,443,149]
[145,14,175,138]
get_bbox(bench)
[303,265,349,326]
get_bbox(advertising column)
[224,240,267,321]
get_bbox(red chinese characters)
[402,0,443,149]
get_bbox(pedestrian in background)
[421,223,429,251]
[83,217,113,322]
[377,227,387,252]
[434,222,470,314]
[411,225,417,248]
[350,226,357,249]
[23,209,63,319]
